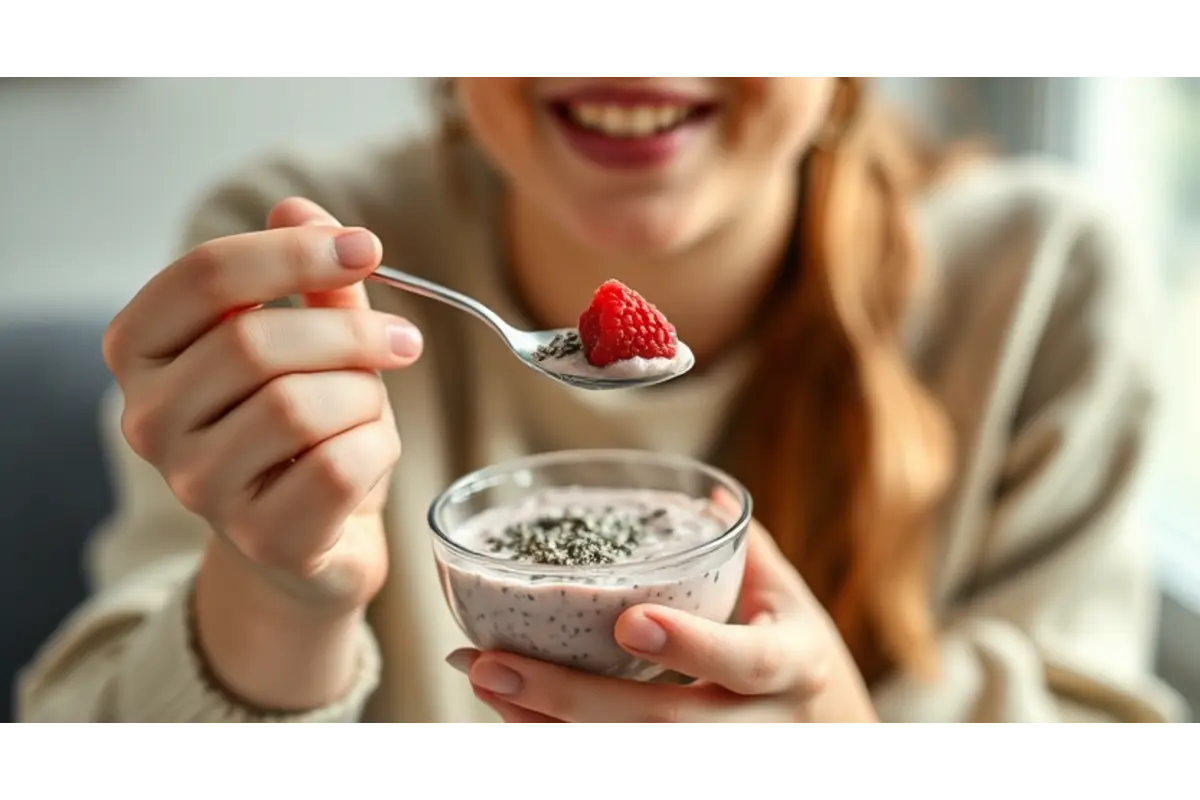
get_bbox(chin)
[568,197,709,258]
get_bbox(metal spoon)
[369,265,694,391]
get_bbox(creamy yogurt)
[532,330,693,382]
[433,486,746,679]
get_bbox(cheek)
[726,77,835,164]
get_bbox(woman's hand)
[102,197,423,709]
[449,520,878,722]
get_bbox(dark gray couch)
[1,317,115,721]
[2,315,1195,722]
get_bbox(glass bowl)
[428,449,752,681]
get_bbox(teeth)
[632,107,655,135]
[566,103,693,137]
[655,106,680,128]
[577,103,604,127]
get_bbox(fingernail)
[445,649,478,675]
[617,615,668,654]
[388,322,423,359]
[471,661,522,696]
[333,229,380,269]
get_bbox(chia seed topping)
[533,331,583,362]
[485,507,677,566]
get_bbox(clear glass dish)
[428,449,752,681]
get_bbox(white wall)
[0,78,430,320]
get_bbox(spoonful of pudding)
[368,268,694,391]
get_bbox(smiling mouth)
[550,101,718,139]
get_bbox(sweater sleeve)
[873,184,1187,722]
[15,152,393,722]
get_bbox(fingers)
[442,504,833,719]
[163,306,421,431]
[101,196,401,594]
[267,196,340,230]
[117,306,421,461]
[458,650,791,723]
[266,196,373,312]
[450,649,560,721]
[104,224,383,373]
[174,370,390,520]
[209,198,341,326]
[614,603,828,697]
[233,417,401,575]
[465,650,687,722]
[266,197,374,311]
[474,690,566,723]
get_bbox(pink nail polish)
[333,229,380,269]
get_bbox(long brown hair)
[736,78,963,684]
[437,78,971,685]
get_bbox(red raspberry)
[577,279,677,367]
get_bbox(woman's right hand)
[102,197,423,709]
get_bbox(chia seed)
[533,331,583,362]
[484,509,650,566]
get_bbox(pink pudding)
[432,486,747,680]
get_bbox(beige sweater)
[16,137,1189,722]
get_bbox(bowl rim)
[426,448,753,578]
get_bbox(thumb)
[266,196,376,311]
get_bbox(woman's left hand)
[446,519,879,723]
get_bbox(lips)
[544,86,719,171]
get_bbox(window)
[888,78,1200,609]
[1073,78,1200,608]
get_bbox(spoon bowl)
[517,327,695,390]
[369,265,694,391]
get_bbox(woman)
[16,78,1185,722]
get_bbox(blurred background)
[0,78,1196,720]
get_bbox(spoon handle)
[369,264,514,337]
